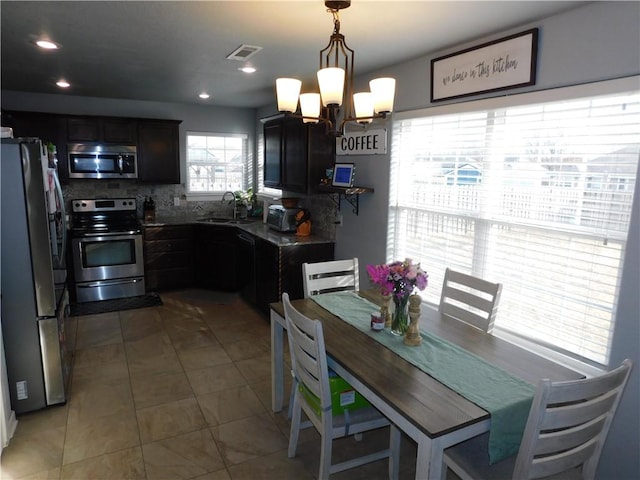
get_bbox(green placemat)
[311,291,535,463]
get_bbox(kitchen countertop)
[142,216,334,247]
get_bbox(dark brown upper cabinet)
[137,120,181,184]
[67,116,137,144]
[262,114,334,194]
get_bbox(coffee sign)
[336,129,387,155]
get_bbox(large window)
[389,77,639,367]
[186,132,249,193]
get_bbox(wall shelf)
[316,184,374,215]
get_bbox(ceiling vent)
[226,45,263,61]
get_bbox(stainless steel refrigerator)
[1,137,73,414]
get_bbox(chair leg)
[288,391,301,458]
[319,429,333,480]
[388,425,401,480]
[287,378,296,419]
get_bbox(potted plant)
[234,188,252,219]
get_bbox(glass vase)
[391,294,410,336]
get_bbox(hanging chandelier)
[275,0,396,136]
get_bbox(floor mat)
[70,292,163,317]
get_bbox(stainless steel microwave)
[68,144,137,179]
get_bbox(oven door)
[72,232,145,302]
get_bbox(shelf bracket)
[316,185,373,217]
[327,192,341,211]
[342,192,360,215]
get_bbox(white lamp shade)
[369,77,396,114]
[317,67,345,107]
[353,92,374,124]
[276,78,302,113]
[299,93,321,123]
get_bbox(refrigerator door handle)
[52,169,67,268]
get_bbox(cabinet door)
[195,226,239,290]
[144,225,194,291]
[67,117,100,142]
[102,118,137,143]
[263,120,282,188]
[255,238,280,313]
[2,110,69,182]
[138,120,180,184]
[281,117,307,193]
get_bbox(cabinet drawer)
[145,250,192,269]
[145,238,192,254]
[145,225,193,241]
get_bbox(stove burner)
[71,198,141,236]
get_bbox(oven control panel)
[72,198,137,213]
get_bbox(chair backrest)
[513,359,633,480]
[302,258,360,298]
[282,292,331,415]
[438,268,502,332]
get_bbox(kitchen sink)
[198,217,254,225]
[199,217,231,223]
[225,219,254,224]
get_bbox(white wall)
[333,2,639,479]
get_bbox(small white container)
[1,126,14,138]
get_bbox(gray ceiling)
[1,1,587,109]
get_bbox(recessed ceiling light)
[239,66,256,74]
[56,80,70,88]
[35,40,60,50]
[199,93,210,99]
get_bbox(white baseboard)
[2,410,18,451]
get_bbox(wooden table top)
[270,291,583,439]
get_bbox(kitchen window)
[186,132,249,194]
[388,77,639,368]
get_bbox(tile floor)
[1,288,448,480]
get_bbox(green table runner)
[311,291,535,464]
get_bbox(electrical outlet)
[174,197,180,207]
[16,380,28,400]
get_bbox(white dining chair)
[283,293,401,480]
[287,258,360,418]
[439,268,503,332]
[302,258,360,298]
[443,358,633,480]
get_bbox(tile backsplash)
[63,181,337,239]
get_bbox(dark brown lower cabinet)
[144,223,334,309]
[254,236,335,314]
[194,225,240,291]
[144,225,195,291]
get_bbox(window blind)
[388,78,639,366]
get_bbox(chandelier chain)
[328,8,341,35]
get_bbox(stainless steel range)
[70,198,145,303]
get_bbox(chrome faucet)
[221,191,237,219]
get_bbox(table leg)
[270,309,285,412]
[415,437,432,480]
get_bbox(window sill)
[492,328,605,378]
[420,300,604,378]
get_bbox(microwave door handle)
[117,155,123,175]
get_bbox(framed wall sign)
[336,129,387,155]
[431,28,538,102]
[331,163,355,187]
